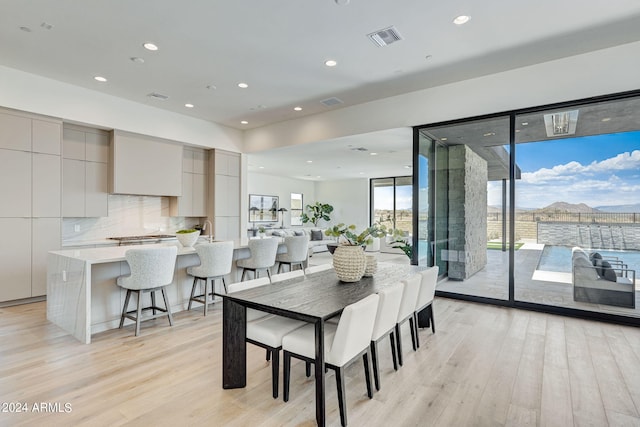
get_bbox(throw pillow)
[294,230,305,236]
[311,229,323,241]
[271,230,284,237]
[600,260,618,282]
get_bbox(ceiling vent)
[320,97,343,107]
[147,92,169,100]
[350,147,368,152]
[367,26,403,47]
[543,110,579,137]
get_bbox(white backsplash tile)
[62,195,201,243]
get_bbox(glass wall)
[371,176,413,235]
[414,92,640,321]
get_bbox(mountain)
[535,202,601,213]
[595,203,640,213]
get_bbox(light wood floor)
[2,297,640,427]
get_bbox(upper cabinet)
[62,125,109,217]
[110,130,182,197]
[170,147,208,217]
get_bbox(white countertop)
[50,237,283,264]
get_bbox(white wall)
[244,41,640,152]
[0,66,243,151]
[247,173,316,228]
[316,179,369,231]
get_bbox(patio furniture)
[572,247,635,308]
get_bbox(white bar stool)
[187,240,234,316]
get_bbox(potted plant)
[175,228,200,247]
[324,223,387,282]
[300,202,334,226]
[258,226,266,238]
[389,229,412,259]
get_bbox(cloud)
[521,150,640,184]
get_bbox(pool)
[537,245,640,274]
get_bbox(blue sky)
[488,131,640,209]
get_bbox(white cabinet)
[170,147,207,217]
[0,218,32,301]
[33,153,61,217]
[32,218,61,297]
[0,149,32,217]
[211,150,241,239]
[0,111,31,151]
[62,125,109,217]
[32,119,61,155]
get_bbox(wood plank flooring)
[1,297,640,426]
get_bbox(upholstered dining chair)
[282,293,380,427]
[275,235,309,274]
[186,240,234,316]
[117,246,178,336]
[370,281,404,391]
[237,237,279,282]
[227,277,306,399]
[414,266,439,347]
[395,273,421,366]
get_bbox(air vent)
[350,147,368,152]
[320,97,343,107]
[147,92,169,100]
[367,26,403,47]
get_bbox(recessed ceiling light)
[130,57,145,64]
[238,82,249,88]
[324,60,337,67]
[259,166,264,169]
[294,106,302,111]
[143,42,158,51]
[370,152,378,156]
[441,137,448,141]
[185,103,194,108]
[359,172,365,175]
[306,160,313,163]
[515,130,521,133]
[521,122,529,126]
[483,132,496,137]
[453,15,471,25]
[94,76,107,82]
[601,117,611,122]
[240,120,249,125]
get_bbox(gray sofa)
[572,247,635,308]
[265,228,336,255]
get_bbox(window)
[371,177,412,234]
[290,193,303,226]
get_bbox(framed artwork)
[249,194,279,223]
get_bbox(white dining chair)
[395,273,421,366]
[116,246,178,336]
[370,281,404,391]
[228,276,306,399]
[282,294,380,427]
[276,235,309,274]
[186,240,234,316]
[414,266,439,348]
[237,238,279,282]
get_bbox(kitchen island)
[47,238,286,343]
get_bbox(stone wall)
[447,145,488,280]
[537,222,640,250]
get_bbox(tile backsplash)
[62,195,201,244]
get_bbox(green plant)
[258,226,266,233]
[389,229,412,259]
[176,229,197,234]
[325,223,387,246]
[300,202,334,226]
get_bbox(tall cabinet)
[170,147,208,217]
[0,108,61,302]
[209,150,241,240]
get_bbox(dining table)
[217,261,425,427]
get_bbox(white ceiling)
[2,1,640,180]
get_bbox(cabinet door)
[62,127,85,160]
[0,218,31,302]
[180,172,194,216]
[193,150,207,174]
[192,173,206,216]
[226,176,240,216]
[214,174,228,217]
[0,112,31,151]
[33,153,61,217]
[32,119,61,155]
[0,149,31,217]
[85,161,108,217]
[227,152,240,177]
[32,218,60,297]
[85,131,109,163]
[62,159,85,217]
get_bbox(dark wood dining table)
[217,262,424,427]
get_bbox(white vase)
[332,245,366,282]
[176,230,200,247]
[363,254,377,277]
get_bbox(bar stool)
[117,246,178,336]
[237,238,279,282]
[275,235,309,274]
[187,240,234,316]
